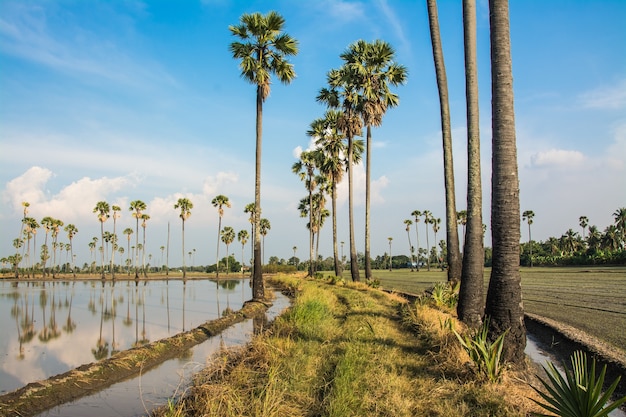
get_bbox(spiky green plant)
[454,318,508,382]
[531,350,626,417]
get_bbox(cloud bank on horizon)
[1,0,624,266]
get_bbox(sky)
[1,0,625,269]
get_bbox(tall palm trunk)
[99,223,105,279]
[216,215,222,279]
[426,0,462,282]
[485,0,526,365]
[364,125,373,280]
[348,133,360,282]
[458,0,484,327]
[252,86,264,300]
[331,179,341,277]
[308,179,314,277]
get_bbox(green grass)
[365,266,626,354]
[155,276,541,416]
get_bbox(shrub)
[453,318,507,383]
[531,350,626,417]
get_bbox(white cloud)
[320,0,366,22]
[529,149,585,168]
[578,79,626,110]
[1,167,135,221]
[201,172,239,197]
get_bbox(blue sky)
[1,0,625,268]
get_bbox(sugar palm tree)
[432,218,442,267]
[221,226,235,274]
[458,0,485,327]
[422,210,433,271]
[484,0,526,365]
[140,214,150,277]
[123,228,133,275]
[230,11,298,301]
[579,215,589,240]
[259,218,271,266]
[387,237,393,271]
[129,200,146,279]
[292,150,320,276]
[238,230,249,272]
[174,198,193,279]
[340,39,407,280]
[404,219,414,271]
[244,203,255,274]
[318,66,363,282]
[93,201,110,279]
[64,223,78,278]
[40,216,54,277]
[110,205,121,279]
[522,210,535,267]
[411,210,422,270]
[212,195,231,278]
[50,218,64,279]
[310,110,354,277]
[426,0,462,282]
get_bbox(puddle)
[34,289,290,417]
[526,327,626,417]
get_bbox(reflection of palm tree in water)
[63,284,76,333]
[92,287,109,360]
[133,285,149,347]
[110,284,119,355]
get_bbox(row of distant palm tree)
[520,207,626,266]
[7,201,79,279]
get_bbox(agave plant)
[453,317,508,383]
[531,350,626,417]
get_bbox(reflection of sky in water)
[0,279,251,394]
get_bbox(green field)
[360,266,626,354]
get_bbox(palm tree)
[292,150,320,276]
[123,228,133,275]
[93,201,110,279]
[230,11,298,301]
[341,39,407,281]
[64,224,78,278]
[411,210,422,270]
[522,210,535,267]
[221,226,235,274]
[432,218,442,267]
[174,198,193,279]
[110,205,121,279]
[602,225,620,251]
[23,217,39,277]
[457,210,468,241]
[387,237,393,271]
[259,218,271,266]
[458,0,485,327]
[238,230,249,272]
[244,203,255,274]
[586,225,601,252]
[50,218,64,278]
[129,200,146,279]
[579,215,589,240]
[317,66,363,282]
[41,216,54,277]
[426,0,462,282]
[613,207,626,249]
[404,219,414,271]
[422,210,433,271]
[212,195,231,278]
[140,214,150,277]
[311,110,364,277]
[484,0,526,365]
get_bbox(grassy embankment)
[154,275,543,416]
[368,266,626,354]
